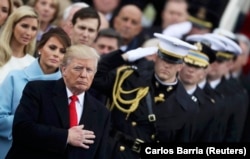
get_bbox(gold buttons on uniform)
[210,98,215,104]
[131,121,137,127]
[151,134,155,140]
[155,82,159,88]
[166,86,173,92]
[120,145,125,151]
[159,93,164,98]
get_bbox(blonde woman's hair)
[0,6,39,66]
[61,45,100,70]
[27,0,60,24]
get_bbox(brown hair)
[37,27,71,51]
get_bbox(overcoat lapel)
[53,78,70,128]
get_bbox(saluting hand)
[67,125,96,149]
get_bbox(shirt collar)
[186,86,197,95]
[66,87,85,106]
[209,78,221,89]
[154,74,178,86]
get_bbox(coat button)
[131,121,137,127]
[120,145,125,151]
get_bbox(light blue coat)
[0,59,61,159]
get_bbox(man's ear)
[68,22,74,35]
[60,66,66,76]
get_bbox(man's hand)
[67,125,95,149]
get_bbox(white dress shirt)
[66,88,85,124]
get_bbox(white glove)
[124,47,158,62]
[162,21,192,39]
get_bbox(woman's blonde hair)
[0,6,39,66]
[27,0,60,24]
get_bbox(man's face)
[179,63,207,85]
[208,60,232,80]
[93,36,119,55]
[113,5,142,44]
[154,56,183,83]
[70,18,99,46]
[93,0,120,14]
[61,58,97,94]
[162,1,188,28]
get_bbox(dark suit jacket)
[6,79,110,159]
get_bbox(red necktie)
[69,95,78,127]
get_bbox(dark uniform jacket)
[188,87,217,142]
[203,78,248,142]
[92,51,200,159]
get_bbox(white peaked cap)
[213,28,236,40]
[186,34,226,51]
[206,33,242,55]
[154,33,197,57]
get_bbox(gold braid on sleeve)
[110,65,149,119]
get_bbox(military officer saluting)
[92,33,200,159]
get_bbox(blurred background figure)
[112,4,142,51]
[0,6,39,84]
[161,0,189,30]
[231,33,250,80]
[0,0,13,28]
[27,0,60,41]
[59,2,89,35]
[0,27,71,159]
[185,2,220,36]
[141,0,189,41]
[93,28,121,55]
[92,0,120,22]
[98,11,110,30]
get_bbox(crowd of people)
[0,0,250,159]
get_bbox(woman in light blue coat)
[0,27,71,159]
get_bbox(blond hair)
[62,44,100,69]
[0,6,39,66]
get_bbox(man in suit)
[6,45,110,159]
[69,7,100,47]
